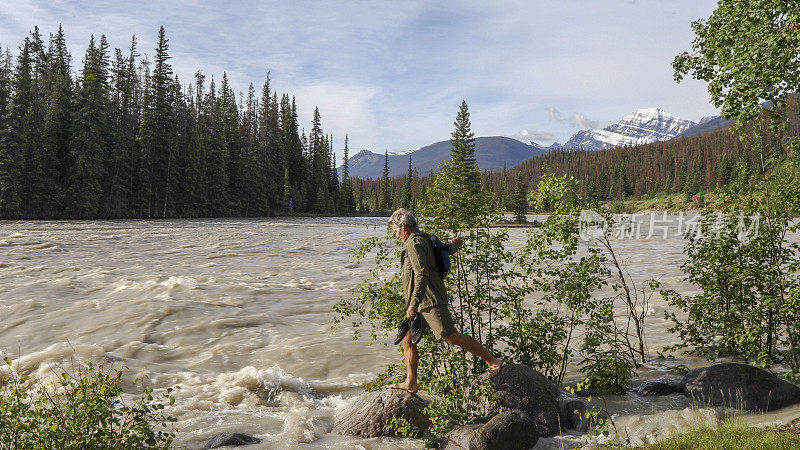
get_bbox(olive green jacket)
[401,230,460,310]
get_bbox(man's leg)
[390,331,419,393]
[443,331,503,377]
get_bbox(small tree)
[511,171,527,223]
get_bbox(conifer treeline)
[0,26,353,219]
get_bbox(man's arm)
[407,237,430,316]
[447,235,464,254]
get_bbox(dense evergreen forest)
[0,26,354,219]
[2,26,798,220]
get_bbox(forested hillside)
[488,97,800,205]
[0,26,351,219]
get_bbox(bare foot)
[388,381,418,394]
[486,360,503,378]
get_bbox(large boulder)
[636,376,684,396]
[681,363,800,411]
[467,364,561,437]
[203,432,261,448]
[556,390,599,432]
[439,410,539,450]
[333,389,431,438]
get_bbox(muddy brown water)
[1,216,797,448]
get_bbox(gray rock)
[682,363,800,411]
[557,391,593,431]
[333,389,431,438]
[636,376,683,396]
[469,364,561,437]
[439,410,539,450]
[203,432,261,448]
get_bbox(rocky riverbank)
[330,362,800,449]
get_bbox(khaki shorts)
[419,304,457,339]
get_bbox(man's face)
[392,223,410,242]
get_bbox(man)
[387,208,503,393]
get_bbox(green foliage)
[667,0,800,374]
[663,152,800,370]
[565,381,625,447]
[0,357,177,449]
[522,173,636,389]
[673,0,800,134]
[386,416,420,439]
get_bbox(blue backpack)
[427,235,451,279]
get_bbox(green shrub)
[0,356,177,449]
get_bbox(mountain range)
[342,136,547,179]
[340,107,730,179]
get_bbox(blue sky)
[0,0,720,161]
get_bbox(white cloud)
[569,113,600,130]
[511,129,556,143]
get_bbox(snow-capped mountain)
[389,147,420,156]
[522,140,562,150]
[563,108,696,151]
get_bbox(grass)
[632,421,800,450]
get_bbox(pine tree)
[380,150,392,211]
[499,162,509,211]
[282,166,293,215]
[258,74,281,214]
[400,155,413,208]
[449,99,480,194]
[237,83,262,216]
[138,26,174,217]
[218,72,239,211]
[280,94,302,212]
[205,77,229,216]
[69,35,110,218]
[42,25,74,216]
[183,70,208,216]
[338,135,355,213]
[0,44,24,218]
[512,171,527,223]
[308,107,324,210]
[25,27,51,217]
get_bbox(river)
[1,216,798,448]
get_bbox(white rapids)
[1,216,797,449]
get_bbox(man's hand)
[453,236,464,248]
[406,304,417,318]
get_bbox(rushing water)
[0,216,797,449]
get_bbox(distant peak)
[626,107,670,118]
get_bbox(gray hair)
[388,208,418,229]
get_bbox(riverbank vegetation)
[333,102,660,444]
[635,421,800,450]
[334,2,800,445]
[0,356,176,449]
